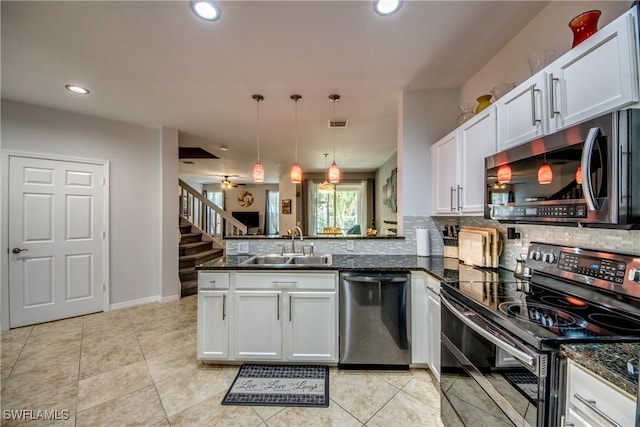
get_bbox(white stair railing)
[179,179,248,240]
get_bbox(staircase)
[179,217,224,297]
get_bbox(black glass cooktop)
[443,270,640,349]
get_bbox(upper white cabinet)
[497,7,639,151]
[495,73,547,151]
[432,107,497,215]
[548,8,639,133]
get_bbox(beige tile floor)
[0,295,443,426]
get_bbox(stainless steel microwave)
[485,110,640,228]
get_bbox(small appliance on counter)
[442,224,459,259]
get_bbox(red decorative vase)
[569,10,601,48]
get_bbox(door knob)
[12,248,28,254]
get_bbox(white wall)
[398,88,459,226]
[278,173,298,235]
[160,128,180,301]
[375,152,397,232]
[461,1,630,104]
[1,100,166,307]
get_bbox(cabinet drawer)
[234,272,337,290]
[567,360,635,427]
[198,272,230,289]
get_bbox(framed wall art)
[282,199,292,214]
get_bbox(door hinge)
[102,177,106,186]
[102,231,106,239]
[103,284,106,292]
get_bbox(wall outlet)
[238,242,249,254]
[346,240,355,251]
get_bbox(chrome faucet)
[291,226,303,254]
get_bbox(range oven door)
[440,291,550,427]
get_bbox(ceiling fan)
[219,175,245,189]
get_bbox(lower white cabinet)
[426,280,441,382]
[411,272,429,364]
[198,271,338,364]
[564,359,635,427]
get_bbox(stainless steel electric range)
[440,242,640,427]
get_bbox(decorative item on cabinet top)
[491,83,516,101]
[569,10,601,48]
[474,94,492,114]
[527,49,555,75]
[457,102,476,125]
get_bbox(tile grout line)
[1,325,34,385]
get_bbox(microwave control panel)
[490,203,587,220]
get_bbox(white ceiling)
[1,1,548,185]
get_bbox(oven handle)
[441,294,536,370]
[580,127,601,212]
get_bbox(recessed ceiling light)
[190,0,221,22]
[373,0,402,16]
[220,145,228,151]
[65,84,89,95]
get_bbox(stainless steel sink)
[240,253,332,267]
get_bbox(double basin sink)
[240,253,332,267]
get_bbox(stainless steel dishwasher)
[339,271,411,368]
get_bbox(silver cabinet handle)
[450,186,456,212]
[549,73,560,118]
[457,185,463,211]
[276,294,280,320]
[530,87,541,126]
[574,393,623,427]
[272,281,297,287]
[12,248,28,254]
[222,294,226,320]
[209,280,216,285]
[289,295,292,322]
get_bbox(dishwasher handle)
[343,275,408,283]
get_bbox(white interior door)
[9,156,106,327]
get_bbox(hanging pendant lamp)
[497,164,512,184]
[252,94,265,182]
[328,94,341,184]
[318,153,335,194]
[538,154,552,185]
[290,94,303,184]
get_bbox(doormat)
[222,364,329,407]
[501,371,538,405]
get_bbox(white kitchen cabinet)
[432,107,496,215]
[287,291,337,361]
[411,272,429,365]
[495,73,547,151]
[432,129,458,215]
[198,270,338,364]
[548,8,639,134]
[197,290,229,359]
[426,280,441,382]
[233,290,283,360]
[564,359,635,427]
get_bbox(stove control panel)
[557,252,626,284]
[526,242,640,300]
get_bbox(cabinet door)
[427,291,441,382]
[549,8,638,132]
[233,290,282,360]
[495,73,546,151]
[286,291,337,362]
[432,129,459,215]
[197,290,228,360]
[459,108,497,214]
[411,274,429,365]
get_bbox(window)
[206,190,224,236]
[266,190,279,236]
[308,181,367,235]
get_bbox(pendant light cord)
[294,97,299,163]
[256,98,261,163]
[332,98,336,162]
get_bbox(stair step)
[179,248,224,268]
[179,225,192,234]
[180,241,213,256]
[181,280,198,297]
[179,268,198,282]
[180,232,203,244]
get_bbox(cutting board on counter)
[461,227,502,268]
[458,230,486,267]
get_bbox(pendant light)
[290,94,303,184]
[538,154,553,185]
[328,94,341,184]
[252,94,265,182]
[318,153,335,194]
[497,164,512,184]
[575,165,583,184]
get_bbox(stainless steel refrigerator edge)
[339,272,411,368]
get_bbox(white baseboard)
[159,295,180,304]
[110,296,158,311]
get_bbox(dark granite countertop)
[561,343,640,396]
[196,254,455,282]
[225,235,405,240]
